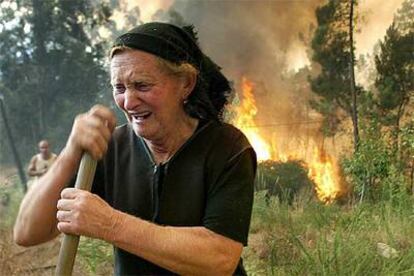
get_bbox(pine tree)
[375,0,414,150]
[309,0,361,151]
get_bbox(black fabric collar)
[138,119,213,166]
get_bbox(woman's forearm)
[107,210,242,275]
[13,148,81,246]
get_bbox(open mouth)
[131,111,152,122]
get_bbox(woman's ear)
[181,70,197,100]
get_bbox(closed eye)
[134,81,153,92]
[113,84,126,94]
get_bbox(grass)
[243,191,414,275]
[2,174,414,275]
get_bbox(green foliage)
[375,22,414,130]
[394,0,414,35]
[0,177,24,228]
[400,120,414,191]
[401,121,414,150]
[0,0,113,164]
[256,160,314,204]
[310,0,363,137]
[78,237,113,274]
[341,118,411,203]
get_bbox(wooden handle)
[55,153,97,276]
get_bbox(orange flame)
[233,77,271,161]
[307,146,342,203]
[232,77,344,203]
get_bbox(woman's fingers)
[60,188,78,200]
[56,190,113,238]
[89,104,117,132]
[57,198,72,211]
[56,210,71,222]
[67,105,116,160]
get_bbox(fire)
[308,146,342,204]
[233,77,272,161]
[232,77,344,203]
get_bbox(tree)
[309,0,361,151]
[348,0,359,151]
[0,0,112,164]
[394,0,414,35]
[375,1,414,151]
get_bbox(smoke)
[167,0,325,150]
[356,0,405,56]
[172,1,321,77]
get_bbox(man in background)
[27,140,57,186]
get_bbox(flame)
[232,77,344,203]
[233,77,271,161]
[307,146,342,204]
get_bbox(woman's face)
[110,49,190,141]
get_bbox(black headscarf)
[113,22,231,121]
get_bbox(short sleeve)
[203,147,256,246]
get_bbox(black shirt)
[91,120,257,275]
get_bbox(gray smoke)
[167,0,325,142]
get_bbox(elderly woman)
[14,22,256,275]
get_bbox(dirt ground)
[0,165,17,186]
[0,166,105,275]
[0,232,86,275]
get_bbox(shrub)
[342,119,410,203]
[256,160,315,204]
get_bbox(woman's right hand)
[65,105,117,161]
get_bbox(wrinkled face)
[38,141,49,157]
[110,49,189,141]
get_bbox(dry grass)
[243,191,414,275]
[0,169,112,275]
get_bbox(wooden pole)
[55,153,97,276]
[349,0,360,152]
[0,94,27,191]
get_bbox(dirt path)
[0,229,87,275]
[0,166,18,187]
[0,166,85,275]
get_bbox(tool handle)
[55,153,97,276]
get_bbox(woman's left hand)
[56,188,119,241]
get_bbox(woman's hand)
[65,105,116,161]
[56,188,120,240]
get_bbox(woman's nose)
[123,89,141,110]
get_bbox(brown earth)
[0,166,111,275]
[0,231,86,275]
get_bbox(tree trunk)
[32,0,48,138]
[32,0,47,63]
[394,97,408,158]
[410,159,414,195]
[349,0,359,153]
[0,96,27,191]
[38,96,46,136]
